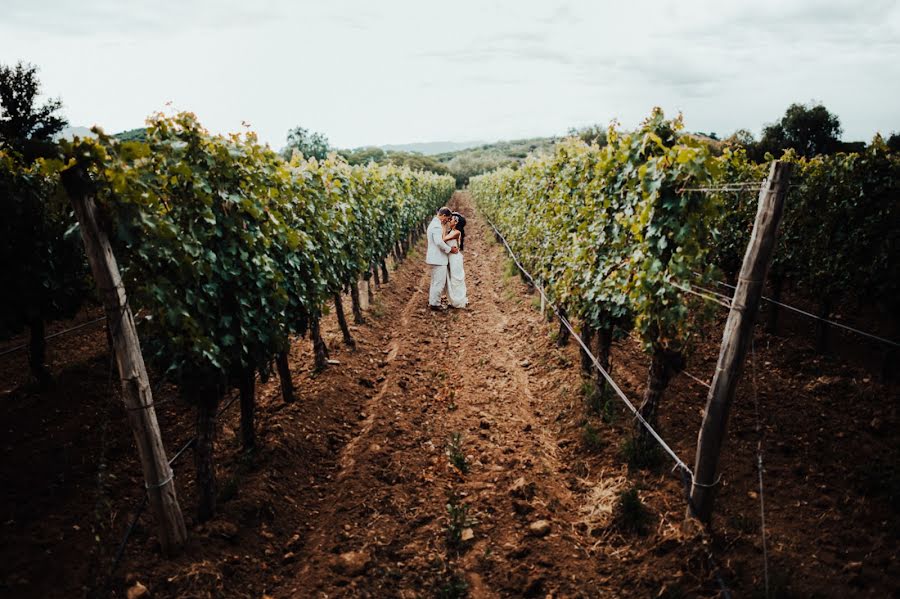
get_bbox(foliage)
[63,112,453,395]
[581,421,605,451]
[472,105,898,460]
[472,109,726,455]
[437,572,468,599]
[37,111,452,521]
[432,136,556,187]
[709,139,900,316]
[471,109,721,358]
[888,133,900,153]
[340,146,450,175]
[567,124,608,147]
[433,557,469,599]
[340,145,386,164]
[0,61,87,369]
[282,125,330,161]
[622,436,663,469]
[444,496,469,548]
[113,127,147,142]
[584,380,615,422]
[70,115,292,387]
[447,432,469,474]
[757,101,842,159]
[0,61,67,160]
[704,148,768,277]
[476,105,899,361]
[443,152,515,188]
[613,487,649,534]
[0,151,88,339]
[384,151,450,174]
[723,128,756,150]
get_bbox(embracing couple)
[426,207,468,311]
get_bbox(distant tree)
[887,132,900,153]
[756,124,786,159]
[446,153,514,188]
[0,62,86,385]
[282,126,330,160]
[341,146,386,165]
[114,127,148,142]
[568,125,608,147]
[385,151,450,175]
[758,102,842,158]
[338,146,450,175]
[0,61,67,160]
[837,141,866,153]
[686,132,724,155]
[724,128,756,149]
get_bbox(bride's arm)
[442,230,460,242]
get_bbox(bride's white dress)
[446,238,468,308]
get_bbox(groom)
[426,206,459,311]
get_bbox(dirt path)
[276,193,610,597]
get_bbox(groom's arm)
[430,226,452,254]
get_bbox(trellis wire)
[488,219,734,596]
[667,280,732,309]
[677,273,899,349]
[0,315,107,358]
[109,392,240,574]
[489,221,694,475]
[709,279,900,348]
[624,330,711,390]
[679,182,764,193]
[681,369,712,389]
[682,177,899,348]
[750,338,770,598]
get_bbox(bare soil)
[1,192,897,598]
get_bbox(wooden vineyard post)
[360,278,370,310]
[689,161,791,524]
[539,282,546,317]
[63,169,187,554]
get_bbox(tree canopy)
[758,102,842,158]
[887,132,900,153]
[0,61,67,160]
[282,125,330,160]
[339,146,450,176]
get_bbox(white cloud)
[1,0,897,148]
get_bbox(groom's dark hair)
[437,207,452,216]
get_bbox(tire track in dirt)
[279,237,459,596]
[276,193,609,597]
[337,267,425,475]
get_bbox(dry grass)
[577,468,629,537]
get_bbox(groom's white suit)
[425,216,452,307]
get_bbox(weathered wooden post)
[689,161,791,523]
[360,278,371,311]
[63,168,187,554]
[350,280,366,324]
[539,279,546,317]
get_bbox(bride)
[442,215,468,308]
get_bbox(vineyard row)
[1,111,455,550]
[470,108,899,465]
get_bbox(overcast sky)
[2,0,899,149]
